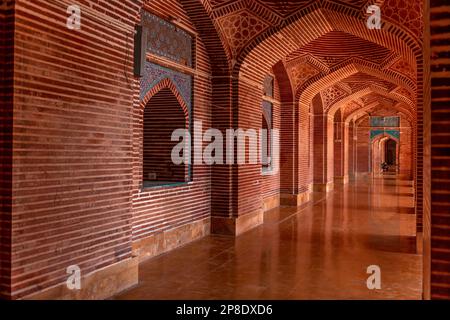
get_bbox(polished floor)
[115,176,422,300]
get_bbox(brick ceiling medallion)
[217,9,270,56]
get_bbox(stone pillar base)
[263,194,280,211]
[313,181,334,193]
[280,190,311,207]
[132,217,210,263]
[211,209,263,236]
[22,257,139,300]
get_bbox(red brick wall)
[0,0,15,300]
[131,0,211,241]
[143,88,188,183]
[9,0,143,298]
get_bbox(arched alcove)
[143,87,189,187]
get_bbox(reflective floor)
[115,176,422,300]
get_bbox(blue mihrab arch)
[370,129,400,140]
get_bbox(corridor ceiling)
[180,0,423,122]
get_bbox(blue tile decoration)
[370,129,400,140]
[370,116,400,127]
[142,11,193,67]
[140,62,192,114]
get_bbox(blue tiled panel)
[142,11,193,67]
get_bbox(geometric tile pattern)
[142,11,193,67]
[140,62,192,113]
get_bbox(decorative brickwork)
[217,9,269,56]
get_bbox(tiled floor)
[115,176,422,300]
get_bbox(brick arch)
[235,6,421,79]
[372,133,400,144]
[272,61,294,103]
[273,61,310,197]
[348,103,413,126]
[327,86,415,119]
[371,134,400,174]
[140,78,190,123]
[296,58,416,100]
[226,3,423,225]
[179,0,231,75]
[298,63,415,114]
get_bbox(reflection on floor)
[115,176,422,300]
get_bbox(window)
[143,88,190,188]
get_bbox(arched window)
[143,88,189,188]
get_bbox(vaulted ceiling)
[195,0,423,122]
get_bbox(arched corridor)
[0,0,448,301]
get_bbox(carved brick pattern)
[394,86,414,102]
[217,9,269,56]
[321,86,347,109]
[390,59,416,80]
[383,0,423,39]
[2,0,431,301]
[289,62,321,89]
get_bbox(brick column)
[334,118,348,184]
[0,0,14,300]
[275,63,311,207]
[348,120,355,179]
[313,114,334,192]
[210,76,265,236]
[209,75,242,235]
